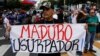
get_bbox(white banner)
[10,24,86,53]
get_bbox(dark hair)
[77,12,83,19]
[76,12,84,22]
[81,4,86,9]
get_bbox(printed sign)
[10,24,86,53]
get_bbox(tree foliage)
[6,0,21,8]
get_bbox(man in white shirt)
[3,17,11,39]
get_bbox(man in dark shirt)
[36,2,60,56]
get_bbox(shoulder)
[95,16,98,18]
[86,15,90,18]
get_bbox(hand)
[84,24,88,32]
[94,23,98,26]
[7,26,11,32]
[89,23,98,26]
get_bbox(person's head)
[90,9,95,16]
[93,6,96,10]
[81,5,87,13]
[90,3,97,10]
[42,2,51,10]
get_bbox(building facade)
[97,0,100,9]
[0,0,5,7]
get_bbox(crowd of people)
[0,2,100,56]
